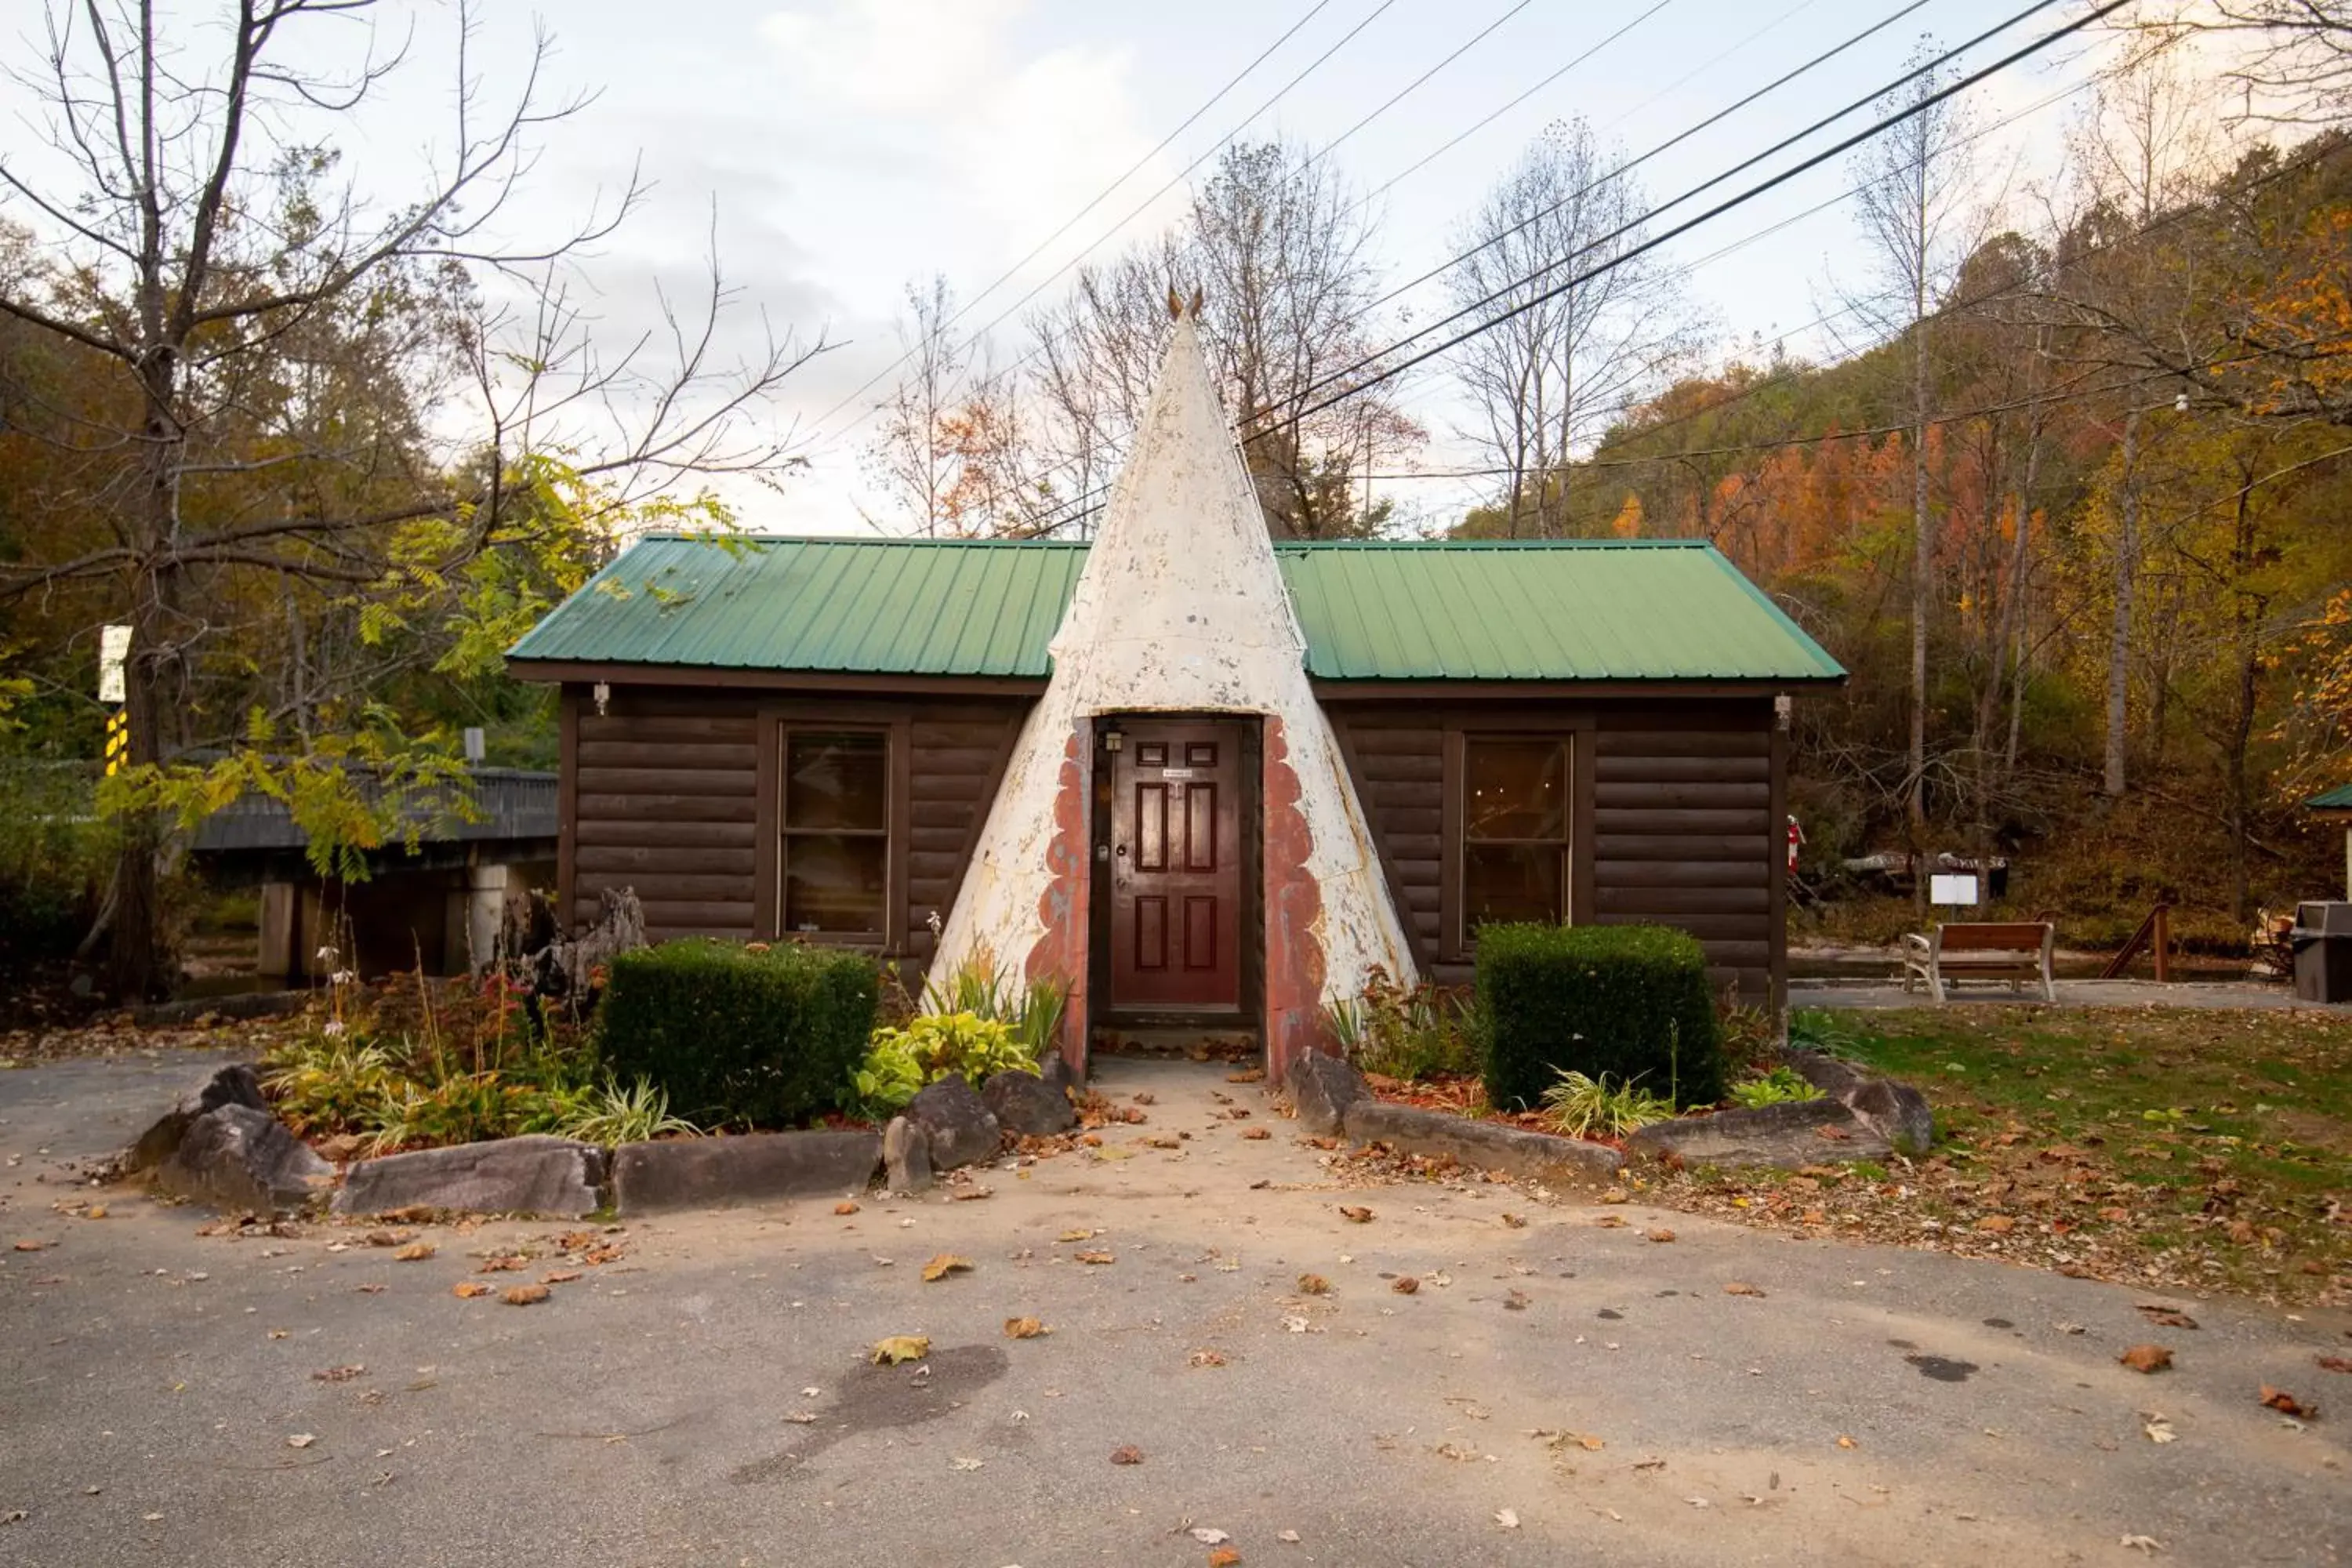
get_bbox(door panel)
[1109,720,1243,1010]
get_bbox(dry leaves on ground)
[1076,1250,1115,1265]
[922,1254,974,1282]
[870,1335,931,1365]
[1297,1273,1330,1295]
[2136,1303,2198,1330]
[1647,1229,1675,1243]
[310,1365,364,1383]
[1835,1435,1858,1450]
[1058,1228,1097,1243]
[1004,1317,1048,1339]
[834,1201,859,1216]
[452,1282,492,1299]
[1208,1548,1241,1566]
[1723,1282,1766,1298]
[2119,1345,2174,1374]
[1240,1127,1270,1141]
[1338,1205,1374,1224]
[2318,1356,2352,1374]
[393,1243,434,1262]
[1109,1444,1144,1465]
[2259,1385,2317,1417]
[543,1269,582,1285]
[1392,1276,1420,1295]
[502,1283,550,1307]
[1500,1212,1528,1229]
[476,1254,525,1273]
[1189,1349,1227,1367]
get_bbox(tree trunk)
[1907,310,1931,828]
[2103,405,2139,797]
[2226,482,2261,924]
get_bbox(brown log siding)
[561,684,1025,957]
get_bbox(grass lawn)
[1648,1004,2351,1308]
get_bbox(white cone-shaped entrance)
[929,313,1416,1081]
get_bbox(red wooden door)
[1108,720,1243,1011]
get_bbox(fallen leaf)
[1338,1205,1374,1224]
[1835,1436,1857,1450]
[365,1229,414,1247]
[2318,1356,2352,1375]
[2259,1385,2314,1418]
[1494,1508,1520,1529]
[1189,1348,1227,1367]
[1191,1527,1232,1544]
[1500,1213,1528,1229]
[786,1412,817,1424]
[1296,1273,1331,1296]
[502,1283,550,1307]
[1240,1126,1270,1141]
[1504,1288,1530,1311]
[12,1240,49,1252]
[1975,1215,2016,1235]
[1592,1216,1628,1229]
[1058,1229,1097,1243]
[952,1188,992,1201]
[922,1254,974,1283]
[834,1201,859,1216]
[1647,1229,1676,1243]
[1276,1529,1301,1542]
[870,1335,931,1365]
[452,1282,492,1299]
[392,1243,434,1262]
[1208,1549,1242,1568]
[1724,1282,1767,1298]
[2136,1303,2198,1330]
[1109,1444,1144,1465]
[542,1270,582,1285]
[2119,1537,2163,1553]
[1076,1250,1115,1265]
[285,1434,316,1449]
[476,1255,524,1273]
[1392,1276,1420,1295]
[84,1206,106,1220]
[2119,1345,2174,1374]
[1004,1316,1048,1339]
[310,1365,365,1383]
[951,1457,983,1471]
[2143,1417,2176,1443]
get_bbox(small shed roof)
[507,534,1846,684]
[2309,782,2352,812]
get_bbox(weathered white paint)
[931,314,1417,1004]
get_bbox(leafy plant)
[1541,1070,1676,1139]
[923,949,1068,1060]
[264,1036,402,1134]
[1728,1066,1824,1109]
[1319,967,1478,1080]
[560,1076,701,1146]
[851,1011,1036,1118]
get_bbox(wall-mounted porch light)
[593,681,612,717]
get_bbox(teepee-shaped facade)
[929,310,1414,1081]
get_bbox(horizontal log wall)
[564,684,1027,956]
[1330,699,1779,999]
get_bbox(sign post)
[98,624,130,775]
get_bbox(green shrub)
[599,938,879,1127]
[1728,1065,1824,1109]
[851,1011,1036,1119]
[1541,1070,1676,1138]
[1320,967,1479,1080]
[1475,924,1724,1111]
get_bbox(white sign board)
[1930,873,1980,906]
[97,624,131,704]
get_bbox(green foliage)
[0,752,109,971]
[264,1035,405,1135]
[1541,1070,1677,1138]
[1475,924,1724,1111]
[851,1011,1037,1119]
[599,938,879,1127]
[554,1076,701,1148]
[922,949,1069,1060]
[1728,1066,1825,1109]
[1319,967,1479,1080]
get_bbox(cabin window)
[781,729,890,937]
[1461,735,1570,938]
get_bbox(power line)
[1301,0,1540,174]
[791,0,1403,463]
[1250,0,2129,446]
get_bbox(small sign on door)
[1160,767,1193,780]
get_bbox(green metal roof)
[2310,782,2352,811]
[507,534,1846,684]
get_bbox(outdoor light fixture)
[1775,693,1792,731]
[593,680,611,717]
[1103,727,1123,753]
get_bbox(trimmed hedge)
[599,938,879,1127]
[1475,924,1724,1112]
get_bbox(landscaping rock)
[1623,1099,1892,1170]
[1786,1049,1935,1156]
[333,1135,605,1218]
[610,1130,881,1215]
[884,1115,932,1194]
[1039,1054,1077,1102]
[1288,1051,1365,1137]
[906,1074,1001,1171]
[120,1062,270,1174]
[154,1105,334,1214]
[981,1069,1075,1137]
[1341,1098,1621,1187]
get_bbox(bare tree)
[1446,120,1697,536]
[1845,36,1983,829]
[0,1,822,996]
[1026,140,1421,539]
[864,275,965,535]
[2165,0,2352,123]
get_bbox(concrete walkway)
[1791,976,2325,1011]
[3,1046,2347,1565]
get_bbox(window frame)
[772,721,897,948]
[1454,731,1575,950]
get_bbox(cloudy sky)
[6,0,2122,531]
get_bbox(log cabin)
[506,310,1845,1082]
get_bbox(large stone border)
[1290,1054,1621,1188]
[610,1129,882,1214]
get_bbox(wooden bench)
[1901,921,2055,1004]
